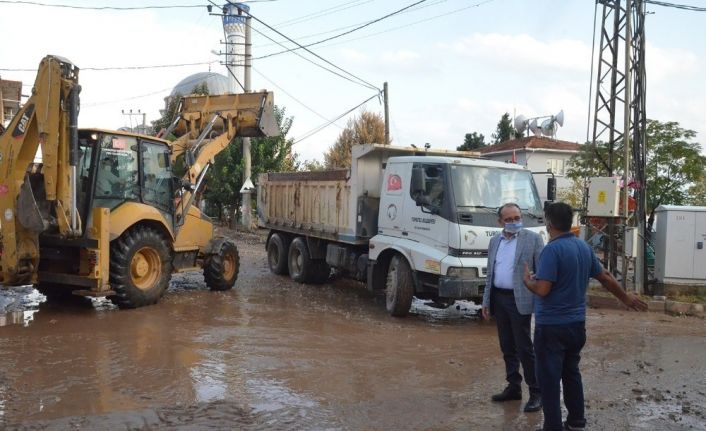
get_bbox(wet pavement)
[0,231,704,430]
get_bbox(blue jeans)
[534,322,587,431]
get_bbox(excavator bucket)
[173,91,279,138]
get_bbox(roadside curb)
[587,294,705,318]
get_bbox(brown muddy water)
[0,232,704,430]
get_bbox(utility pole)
[590,0,647,293]
[383,82,390,145]
[241,10,253,230]
[121,109,144,133]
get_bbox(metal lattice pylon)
[590,0,647,291]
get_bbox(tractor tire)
[385,255,414,317]
[108,225,171,309]
[288,237,314,283]
[267,233,289,275]
[204,240,240,291]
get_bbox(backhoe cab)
[0,55,278,307]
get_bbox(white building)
[479,136,581,202]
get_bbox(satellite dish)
[554,109,565,127]
[541,118,557,137]
[529,119,541,136]
[514,114,527,134]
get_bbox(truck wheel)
[309,260,331,284]
[108,226,171,308]
[385,255,414,317]
[288,237,313,283]
[267,233,289,275]
[204,240,240,291]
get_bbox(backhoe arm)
[168,92,278,225]
[0,56,80,284]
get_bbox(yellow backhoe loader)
[0,55,278,308]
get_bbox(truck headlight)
[446,267,479,279]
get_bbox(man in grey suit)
[482,203,544,412]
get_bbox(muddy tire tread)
[386,255,414,317]
[204,240,240,291]
[108,225,171,309]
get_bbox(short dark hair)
[544,202,573,232]
[497,202,521,218]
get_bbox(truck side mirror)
[547,176,557,202]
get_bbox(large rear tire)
[288,237,313,283]
[108,225,171,309]
[385,255,414,317]
[267,233,289,275]
[204,240,240,291]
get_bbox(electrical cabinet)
[587,177,621,217]
[654,205,706,284]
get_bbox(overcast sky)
[1,0,704,163]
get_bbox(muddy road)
[0,231,704,430]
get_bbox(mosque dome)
[170,72,230,97]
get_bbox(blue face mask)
[504,222,523,234]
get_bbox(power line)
[644,0,706,11]
[255,0,428,60]
[275,0,374,29]
[255,0,448,49]
[237,5,380,92]
[83,72,220,107]
[294,92,380,144]
[313,0,496,50]
[248,23,379,91]
[252,66,344,129]
[0,0,208,10]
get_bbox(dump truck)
[0,55,278,307]
[257,144,552,316]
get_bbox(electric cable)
[294,92,380,144]
[644,0,706,12]
[248,24,379,91]
[252,66,344,129]
[234,4,380,92]
[255,0,428,60]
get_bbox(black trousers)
[492,288,539,394]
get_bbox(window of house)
[546,158,566,176]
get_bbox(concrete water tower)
[221,2,249,94]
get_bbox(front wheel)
[385,255,414,317]
[108,225,172,309]
[204,240,240,291]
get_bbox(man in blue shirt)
[523,202,647,431]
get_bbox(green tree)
[301,159,325,171]
[689,175,706,206]
[567,120,705,229]
[203,106,297,220]
[324,110,387,169]
[458,132,486,151]
[492,112,515,144]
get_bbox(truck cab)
[368,154,547,308]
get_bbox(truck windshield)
[449,165,543,215]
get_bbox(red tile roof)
[479,136,581,154]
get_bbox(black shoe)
[563,421,586,431]
[491,386,522,402]
[523,393,542,412]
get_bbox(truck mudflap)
[438,276,485,298]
